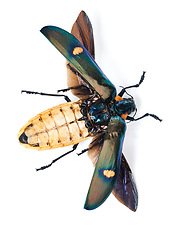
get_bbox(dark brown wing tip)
[71,10,95,58]
[112,154,138,212]
[77,10,89,20]
[79,10,87,15]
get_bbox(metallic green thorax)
[115,98,136,115]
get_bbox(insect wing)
[41,26,116,101]
[112,154,138,211]
[84,116,126,210]
[88,135,138,211]
[67,10,95,99]
[88,134,104,166]
[71,10,95,58]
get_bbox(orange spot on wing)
[103,170,115,178]
[73,47,83,55]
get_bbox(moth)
[18,11,161,210]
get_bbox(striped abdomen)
[18,100,91,150]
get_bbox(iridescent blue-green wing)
[112,154,138,211]
[88,135,138,211]
[41,26,116,101]
[84,116,126,210]
[67,10,95,99]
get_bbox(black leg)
[127,113,162,122]
[21,90,71,102]
[57,63,94,95]
[118,71,146,97]
[77,147,90,156]
[77,134,104,156]
[57,63,86,93]
[36,144,79,171]
[57,85,90,94]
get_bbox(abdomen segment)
[18,100,91,150]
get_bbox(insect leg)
[77,134,104,156]
[58,63,94,95]
[57,85,90,93]
[77,147,90,156]
[118,71,146,97]
[21,90,71,102]
[127,113,162,122]
[58,63,87,93]
[36,144,79,171]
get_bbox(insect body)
[18,95,135,150]
[18,11,161,211]
[18,100,90,150]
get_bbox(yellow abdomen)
[18,100,91,150]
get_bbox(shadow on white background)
[1,0,184,239]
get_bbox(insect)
[18,11,161,211]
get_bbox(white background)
[1,0,185,239]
